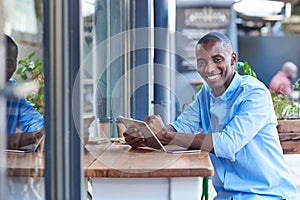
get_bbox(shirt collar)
[209,72,242,102]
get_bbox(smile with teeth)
[207,74,220,80]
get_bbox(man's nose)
[204,60,216,73]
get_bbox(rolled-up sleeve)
[19,98,44,132]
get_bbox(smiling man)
[123,32,296,199]
[195,33,235,97]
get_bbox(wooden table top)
[7,141,214,178]
[85,143,214,178]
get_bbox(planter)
[277,119,300,154]
[279,133,300,154]
[277,119,300,133]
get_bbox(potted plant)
[274,88,300,153]
[269,78,300,133]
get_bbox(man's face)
[6,45,17,81]
[195,41,236,96]
[289,68,297,80]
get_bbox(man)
[269,61,298,99]
[124,32,296,199]
[4,34,44,134]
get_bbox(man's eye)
[197,60,206,67]
[213,58,222,63]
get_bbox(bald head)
[197,32,233,53]
[282,61,298,80]
[5,34,18,81]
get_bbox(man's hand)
[145,115,164,135]
[145,115,177,145]
[155,127,176,145]
[123,127,145,149]
[117,116,145,149]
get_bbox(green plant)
[292,81,300,117]
[15,52,44,115]
[270,92,291,120]
[237,61,257,78]
[271,88,300,120]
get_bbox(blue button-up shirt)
[6,79,44,134]
[171,73,296,199]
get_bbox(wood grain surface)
[6,140,214,178]
[85,143,214,178]
[279,133,300,154]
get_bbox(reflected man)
[4,34,44,134]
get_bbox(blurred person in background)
[269,61,298,100]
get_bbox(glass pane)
[3,0,45,198]
[82,1,130,197]
[82,0,130,141]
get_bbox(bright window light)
[234,0,284,17]
[82,0,95,17]
[4,0,38,34]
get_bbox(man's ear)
[231,52,237,65]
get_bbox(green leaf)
[15,67,24,74]
[28,52,36,60]
[270,91,276,98]
[18,60,26,65]
[197,84,203,91]
[21,74,28,80]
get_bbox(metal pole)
[153,0,171,123]
[44,0,83,199]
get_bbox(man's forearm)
[191,133,214,153]
[167,130,214,153]
[164,124,214,153]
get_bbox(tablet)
[118,116,166,151]
[118,116,201,154]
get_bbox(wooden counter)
[85,142,213,200]
[86,143,214,178]
[6,141,214,200]
[7,141,214,178]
